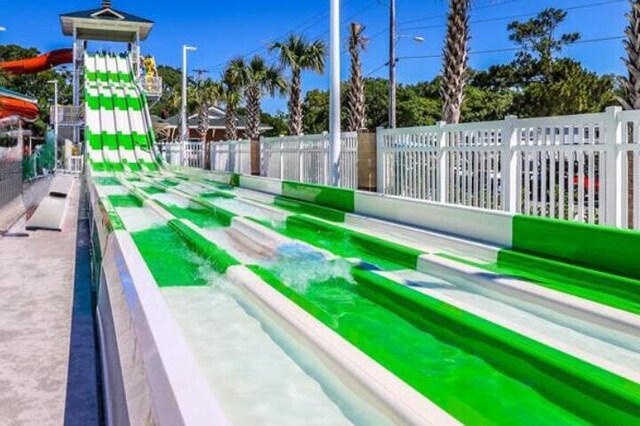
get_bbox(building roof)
[60,1,154,42]
[0,87,37,104]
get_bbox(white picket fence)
[210,140,251,174]
[259,132,358,189]
[155,141,204,169]
[378,106,640,229]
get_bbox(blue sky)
[0,0,629,112]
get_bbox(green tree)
[151,65,182,118]
[619,0,640,109]
[507,8,580,82]
[228,56,286,140]
[472,8,615,117]
[261,111,289,137]
[221,62,244,140]
[302,89,330,134]
[0,44,72,135]
[270,35,326,135]
[190,79,221,142]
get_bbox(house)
[155,105,271,142]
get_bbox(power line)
[365,35,625,76]
[398,0,527,26]
[401,0,626,32]
[206,0,367,72]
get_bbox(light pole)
[329,0,341,186]
[47,80,59,171]
[181,45,197,142]
[388,0,423,129]
[389,0,397,129]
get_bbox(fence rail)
[260,132,358,189]
[210,140,251,174]
[155,142,204,169]
[378,106,640,229]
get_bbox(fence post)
[200,142,205,169]
[279,138,285,180]
[436,122,447,202]
[376,127,384,193]
[299,137,304,183]
[259,137,265,177]
[210,142,214,171]
[502,115,518,213]
[605,106,623,227]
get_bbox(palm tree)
[619,0,640,226]
[346,22,368,132]
[270,35,326,135]
[221,65,243,140]
[228,56,286,140]
[441,0,470,124]
[191,79,221,143]
[620,0,640,110]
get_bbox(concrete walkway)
[0,179,100,425]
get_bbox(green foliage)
[299,77,514,132]
[471,8,616,118]
[261,111,289,137]
[150,65,182,118]
[302,89,330,134]
[0,44,72,136]
[508,8,580,81]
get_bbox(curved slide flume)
[0,92,39,120]
[0,48,73,121]
[0,48,72,75]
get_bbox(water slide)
[87,52,640,424]
[0,48,72,75]
[0,48,73,120]
[0,89,38,120]
[84,52,158,172]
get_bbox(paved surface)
[0,178,100,425]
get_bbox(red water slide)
[0,48,72,75]
[0,95,39,120]
[0,48,72,120]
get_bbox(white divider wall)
[210,140,251,174]
[377,107,640,229]
[260,132,358,189]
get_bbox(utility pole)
[330,0,341,186]
[181,45,197,142]
[388,0,397,129]
[192,68,209,82]
[47,80,59,171]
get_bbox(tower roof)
[60,1,154,42]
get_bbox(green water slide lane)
[96,174,640,424]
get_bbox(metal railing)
[377,107,640,229]
[210,140,251,175]
[50,106,84,126]
[140,76,163,98]
[260,132,358,189]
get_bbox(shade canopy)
[60,1,154,42]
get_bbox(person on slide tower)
[143,55,157,85]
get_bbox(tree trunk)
[225,102,238,140]
[620,1,640,227]
[288,69,303,135]
[441,0,470,124]
[246,85,262,140]
[348,45,366,131]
